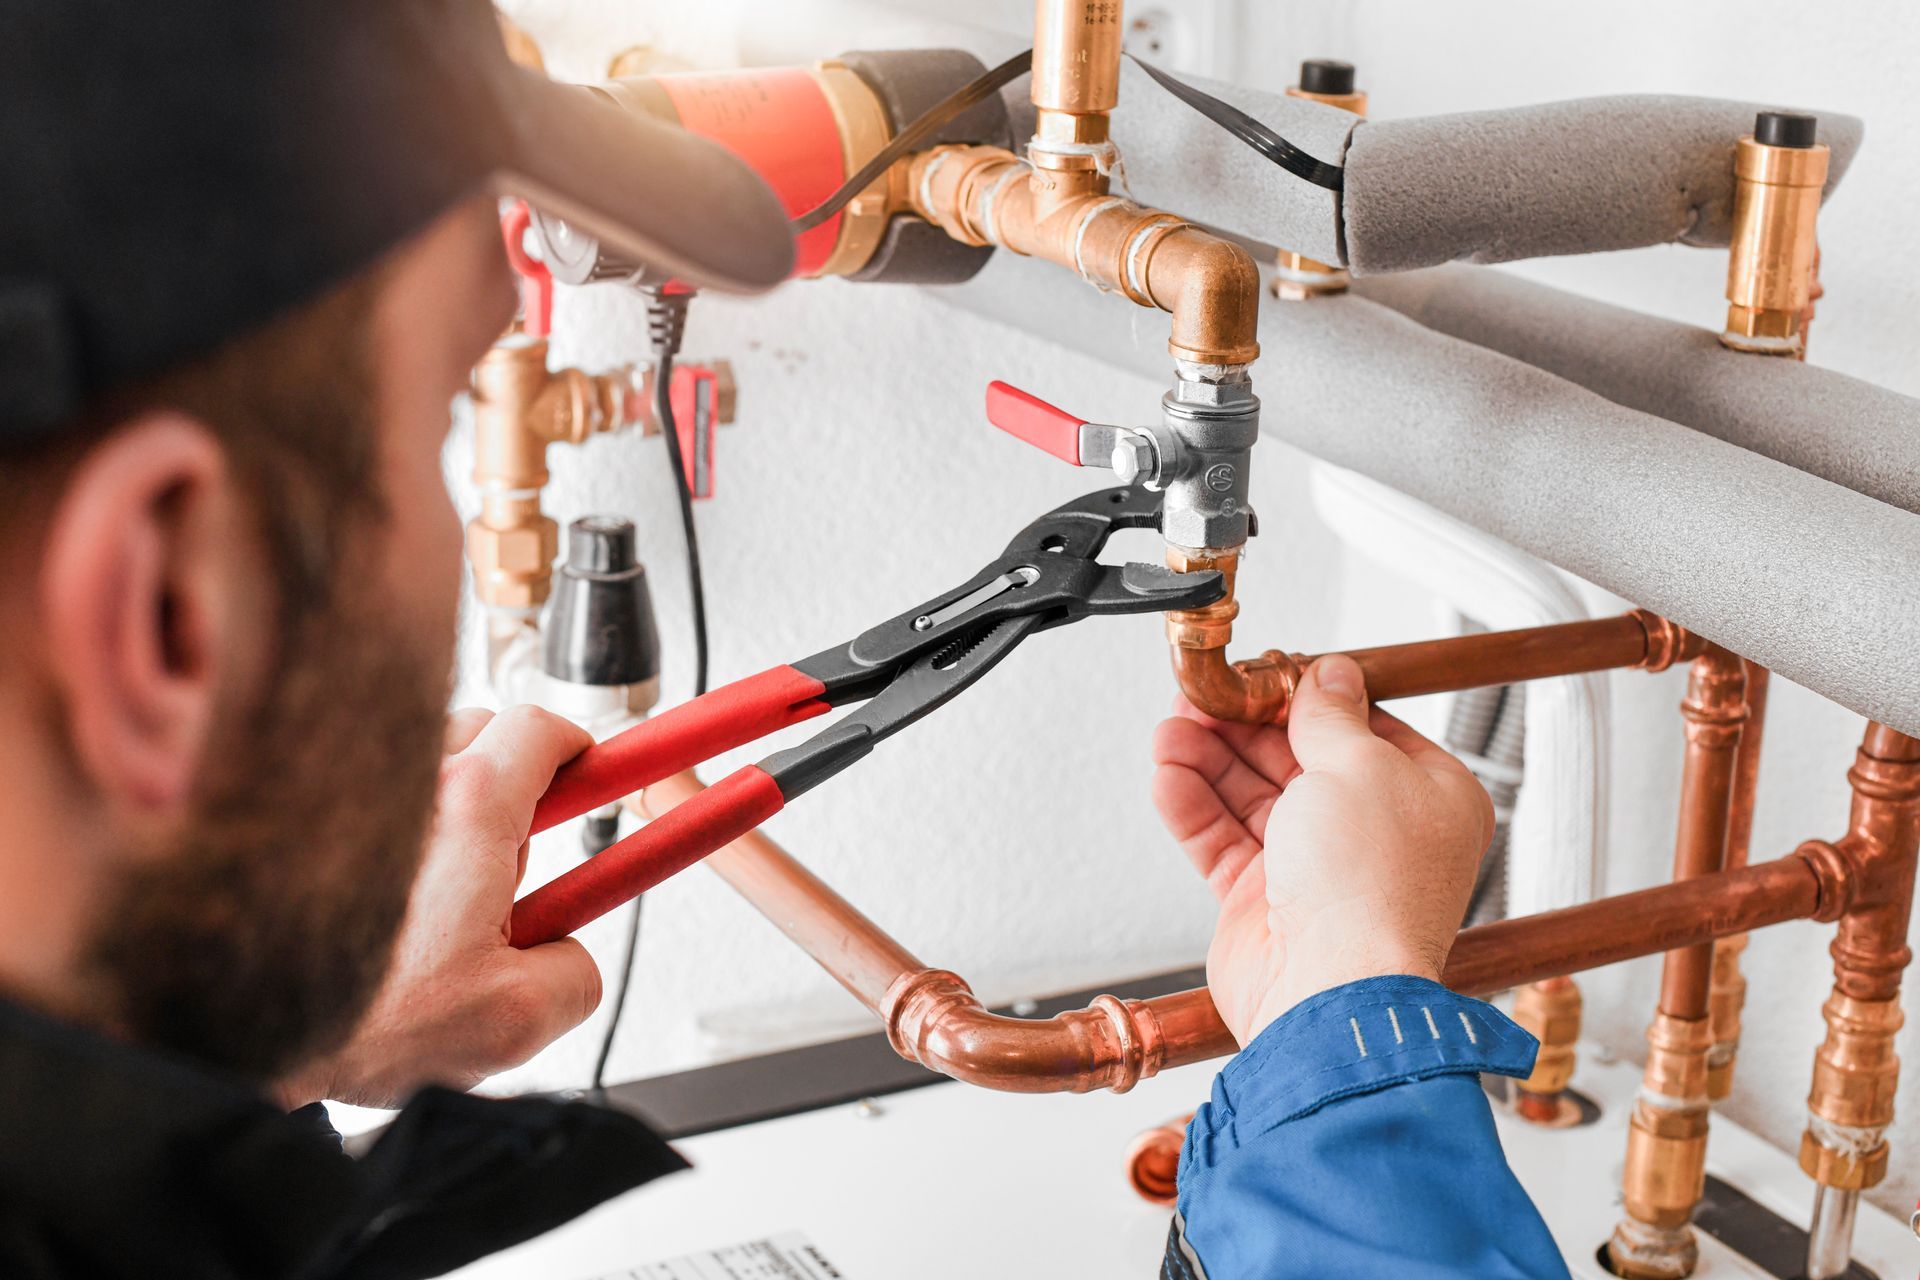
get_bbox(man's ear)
[39,415,259,816]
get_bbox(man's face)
[83,201,519,1082]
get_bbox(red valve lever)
[985,380,1085,466]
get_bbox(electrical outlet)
[1123,2,1231,79]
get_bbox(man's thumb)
[1287,654,1374,768]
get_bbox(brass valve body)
[1028,0,1123,213]
[1722,133,1828,354]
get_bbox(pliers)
[509,484,1226,948]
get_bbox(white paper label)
[596,1232,849,1280]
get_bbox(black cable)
[790,49,1034,233]
[590,288,707,1099]
[1126,54,1345,192]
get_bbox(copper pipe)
[646,770,1842,1094]
[1442,852,1828,994]
[1611,648,1748,1280]
[1166,594,1699,725]
[1708,660,1770,1100]
[907,145,1261,367]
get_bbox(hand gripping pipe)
[636,612,1877,1097]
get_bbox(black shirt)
[0,999,686,1278]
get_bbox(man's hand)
[278,706,604,1108]
[1151,655,1494,1046]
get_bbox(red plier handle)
[509,665,830,947]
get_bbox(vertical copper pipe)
[1796,725,1920,1280]
[1657,653,1750,1018]
[1708,661,1770,1100]
[1610,648,1747,1280]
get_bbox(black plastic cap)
[1299,59,1356,97]
[567,514,639,574]
[543,516,662,687]
[1755,111,1818,149]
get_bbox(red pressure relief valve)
[984,381,1178,487]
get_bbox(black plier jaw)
[509,485,1227,948]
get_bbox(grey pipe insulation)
[932,250,1920,735]
[1351,264,1920,518]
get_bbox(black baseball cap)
[0,0,796,442]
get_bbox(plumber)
[0,2,1562,1277]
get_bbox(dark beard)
[84,575,452,1084]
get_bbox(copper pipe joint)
[1511,977,1583,1122]
[1798,991,1903,1190]
[1124,1113,1193,1205]
[907,145,1261,366]
[1723,127,1829,355]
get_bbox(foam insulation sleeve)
[930,252,1920,734]
[1354,265,1920,516]
[1339,96,1862,274]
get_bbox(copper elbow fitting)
[1124,1113,1193,1205]
[1722,113,1828,356]
[882,969,1173,1095]
[1162,547,1298,722]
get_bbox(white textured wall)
[478,0,1920,1218]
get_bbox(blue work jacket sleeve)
[1166,974,1571,1280]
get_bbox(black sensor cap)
[543,516,662,688]
[1298,60,1357,97]
[1755,111,1819,149]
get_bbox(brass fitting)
[1511,976,1583,1124]
[1722,112,1828,356]
[1277,60,1366,301]
[466,335,651,611]
[811,60,900,277]
[1609,1012,1714,1277]
[1028,0,1123,216]
[1798,991,1902,1189]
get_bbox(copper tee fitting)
[907,145,1261,367]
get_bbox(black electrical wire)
[790,48,1034,233]
[591,288,707,1099]
[1126,54,1345,192]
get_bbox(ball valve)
[985,380,1259,553]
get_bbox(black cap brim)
[493,68,796,294]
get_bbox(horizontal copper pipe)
[1169,604,1702,724]
[643,772,1838,1092]
[1443,853,1825,995]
